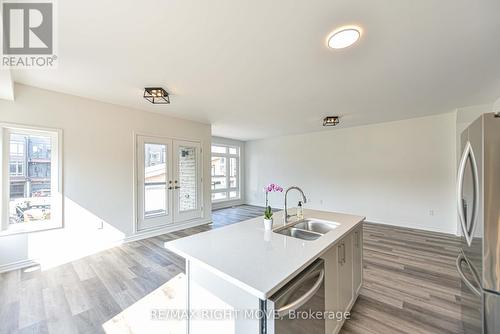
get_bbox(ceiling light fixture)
[144,87,170,104]
[327,26,361,49]
[323,116,340,127]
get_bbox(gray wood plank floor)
[0,205,464,334]
[342,223,464,334]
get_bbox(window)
[9,161,24,176]
[211,144,240,202]
[1,125,62,234]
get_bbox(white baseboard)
[365,219,458,236]
[126,218,211,243]
[0,218,211,274]
[212,199,245,210]
[0,259,39,274]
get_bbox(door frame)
[133,133,204,233]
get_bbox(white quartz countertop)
[164,208,365,299]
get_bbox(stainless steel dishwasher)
[262,259,325,334]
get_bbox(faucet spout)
[284,186,307,224]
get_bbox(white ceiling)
[11,0,500,140]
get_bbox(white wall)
[245,113,458,234]
[0,84,212,270]
[211,136,246,210]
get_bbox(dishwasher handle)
[275,269,325,317]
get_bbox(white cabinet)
[321,224,363,334]
[136,135,203,231]
[352,225,363,295]
[323,244,340,334]
[338,234,353,312]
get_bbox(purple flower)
[264,183,283,193]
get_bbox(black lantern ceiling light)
[323,116,340,127]
[144,87,170,104]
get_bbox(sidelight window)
[211,144,240,202]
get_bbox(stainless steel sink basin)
[274,219,339,241]
[292,219,340,234]
[274,227,322,241]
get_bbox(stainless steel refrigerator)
[457,113,500,333]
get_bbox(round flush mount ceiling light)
[327,26,362,49]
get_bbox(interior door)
[173,140,202,222]
[137,136,173,231]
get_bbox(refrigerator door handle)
[457,141,480,246]
[456,253,482,297]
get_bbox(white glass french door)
[173,140,202,222]
[137,136,173,231]
[137,136,202,231]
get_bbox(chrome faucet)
[284,186,307,224]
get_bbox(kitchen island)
[165,208,365,334]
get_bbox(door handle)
[462,199,468,224]
[457,144,468,238]
[275,269,324,317]
[342,242,346,264]
[338,245,343,264]
[457,141,479,246]
[456,253,481,297]
[355,231,359,248]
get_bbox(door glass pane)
[229,191,239,199]
[179,146,197,212]
[144,143,167,217]
[228,147,238,155]
[212,192,227,201]
[229,158,238,188]
[9,133,52,224]
[211,145,226,154]
[211,156,226,190]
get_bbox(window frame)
[0,123,63,236]
[211,144,241,203]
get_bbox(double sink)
[274,218,340,241]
